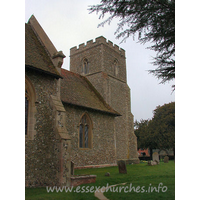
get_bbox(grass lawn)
[25,161,175,200]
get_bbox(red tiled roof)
[25,23,61,78]
[61,69,120,116]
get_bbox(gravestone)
[164,156,169,163]
[148,160,158,166]
[117,160,127,174]
[105,172,110,176]
[71,161,74,175]
[152,152,159,164]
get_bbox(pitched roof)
[61,68,120,116]
[25,23,61,78]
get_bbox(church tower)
[70,36,139,163]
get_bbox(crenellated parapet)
[70,36,125,57]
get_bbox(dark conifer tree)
[89,0,175,87]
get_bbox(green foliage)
[134,102,175,151]
[151,102,175,150]
[89,0,175,86]
[134,119,150,149]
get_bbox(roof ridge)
[61,68,88,80]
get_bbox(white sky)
[25,0,175,121]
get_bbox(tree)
[151,102,175,151]
[134,102,175,159]
[134,119,155,159]
[89,0,175,87]
[135,119,159,159]
[134,119,151,149]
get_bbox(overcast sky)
[25,0,175,121]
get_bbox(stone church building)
[25,15,139,187]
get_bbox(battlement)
[70,36,125,56]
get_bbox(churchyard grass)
[25,160,175,200]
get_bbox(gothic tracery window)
[25,92,29,135]
[25,76,36,139]
[79,113,92,148]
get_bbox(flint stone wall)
[25,69,62,187]
[63,104,117,167]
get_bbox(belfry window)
[79,113,92,148]
[82,58,89,74]
[113,59,119,76]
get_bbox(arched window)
[25,90,29,135]
[113,59,119,76]
[79,113,92,148]
[82,58,89,74]
[25,75,36,140]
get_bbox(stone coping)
[75,163,117,169]
[71,175,97,179]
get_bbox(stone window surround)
[82,58,89,75]
[113,59,119,77]
[25,75,37,140]
[78,112,93,149]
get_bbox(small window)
[113,59,119,76]
[79,113,92,148]
[82,58,89,74]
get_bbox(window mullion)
[83,124,85,148]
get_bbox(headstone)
[71,161,74,175]
[105,172,110,176]
[164,156,169,163]
[117,160,127,174]
[152,152,159,164]
[147,160,158,166]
